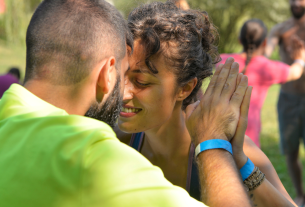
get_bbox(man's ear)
[96,56,116,101]
[176,77,198,101]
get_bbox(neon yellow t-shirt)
[0,84,206,207]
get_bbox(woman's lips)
[120,105,142,118]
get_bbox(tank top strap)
[186,143,195,192]
[188,143,201,201]
[129,132,145,152]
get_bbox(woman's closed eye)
[135,79,150,87]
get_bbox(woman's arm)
[230,80,296,206]
[243,136,296,206]
[287,62,304,82]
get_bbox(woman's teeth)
[121,107,141,113]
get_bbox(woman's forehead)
[129,40,171,75]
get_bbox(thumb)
[185,100,200,120]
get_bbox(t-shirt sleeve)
[82,138,207,207]
[265,60,290,84]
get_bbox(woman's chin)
[117,119,141,134]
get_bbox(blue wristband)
[195,139,233,158]
[240,158,255,181]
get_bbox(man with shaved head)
[0,0,252,207]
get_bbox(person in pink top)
[218,19,305,148]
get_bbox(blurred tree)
[189,0,290,53]
[0,0,42,46]
[114,0,290,53]
[0,0,291,52]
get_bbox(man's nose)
[294,0,301,6]
[123,77,134,101]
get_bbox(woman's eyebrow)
[132,67,157,77]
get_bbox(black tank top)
[129,132,201,201]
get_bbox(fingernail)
[227,57,235,62]
[232,62,239,67]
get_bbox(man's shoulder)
[271,18,295,36]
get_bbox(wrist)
[195,133,228,146]
[240,158,255,181]
[195,139,233,158]
[234,152,248,169]
[293,59,305,67]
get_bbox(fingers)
[212,57,235,98]
[234,86,252,139]
[221,62,240,100]
[236,73,243,90]
[231,86,252,150]
[230,75,249,107]
[204,63,223,99]
[240,86,252,120]
[185,100,201,119]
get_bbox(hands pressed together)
[186,57,252,167]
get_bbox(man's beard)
[291,5,305,19]
[85,77,123,128]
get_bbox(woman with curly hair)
[115,2,296,206]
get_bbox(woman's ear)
[95,56,116,102]
[176,77,198,101]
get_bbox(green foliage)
[0,0,42,47]
[114,0,290,53]
[189,0,291,53]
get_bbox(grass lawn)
[1,43,305,200]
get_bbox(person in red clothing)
[218,19,305,148]
[0,67,20,98]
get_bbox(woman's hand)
[230,73,252,168]
[185,57,251,145]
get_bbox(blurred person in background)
[0,67,20,98]
[266,0,305,205]
[219,19,305,149]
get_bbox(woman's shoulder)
[219,53,245,64]
[220,53,244,59]
[113,124,132,145]
[255,56,289,71]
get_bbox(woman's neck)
[140,103,191,189]
[240,46,265,58]
[142,103,191,162]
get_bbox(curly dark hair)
[128,1,220,109]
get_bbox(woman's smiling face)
[118,40,179,133]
